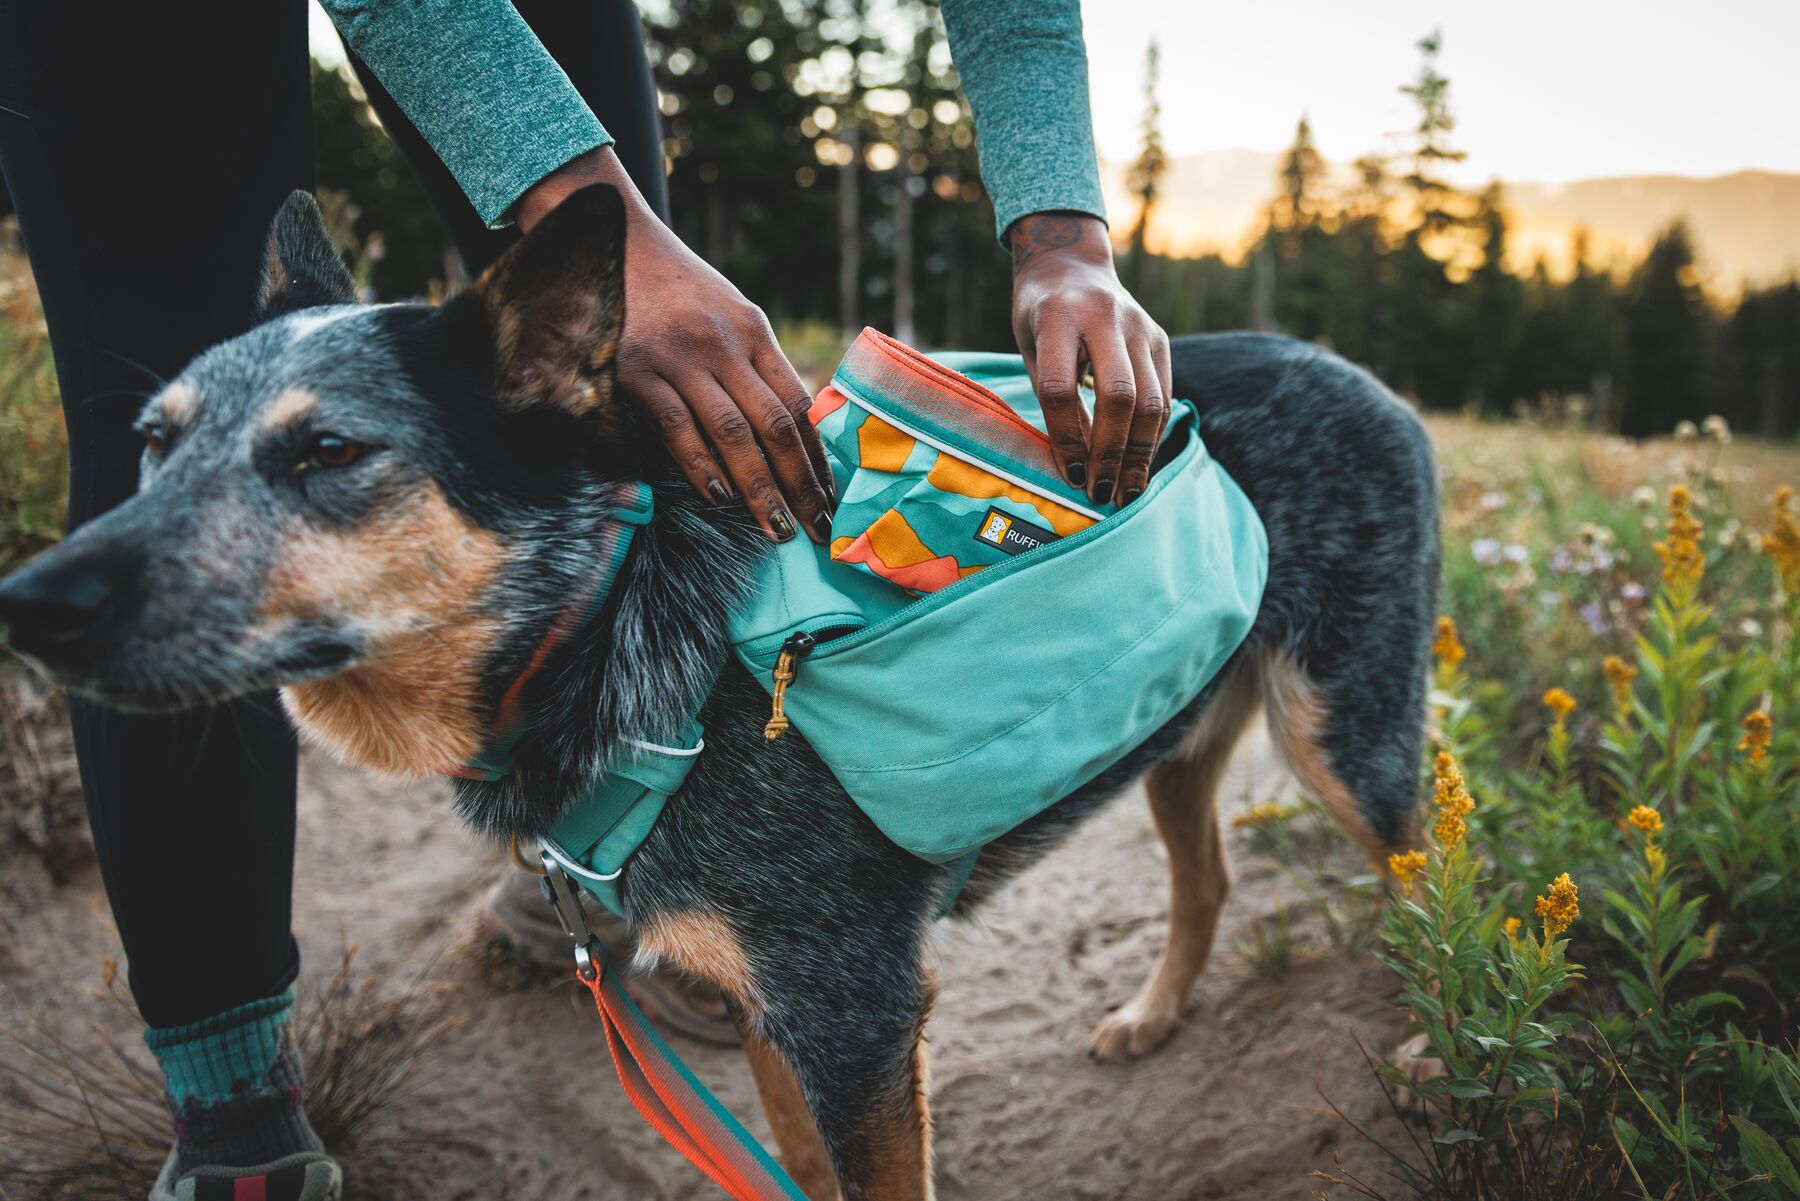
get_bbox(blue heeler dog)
[0,186,1440,1200]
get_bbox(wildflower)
[1767,486,1800,598]
[1503,916,1522,947]
[1232,801,1297,830]
[1632,485,1657,510]
[1645,842,1666,874]
[1702,414,1731,444]
[1740,710,1772,766]
[1543,687,1577,723]
[1627,805,1663,835]
[1535,872,1580,936]
[1430,752,1475,850]
[1603,655,1637,715]
[1653,484,1705,600]
[1388,849,1428,891]
[1471,537,1503,567]
[1674,420,1699,441]
[1431,616,1465,670]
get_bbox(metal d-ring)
[507,833,548,875]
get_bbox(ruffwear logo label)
[973,507,1059,556]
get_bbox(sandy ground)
[2,720,1413,1201]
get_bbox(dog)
[0,186,1440,1201]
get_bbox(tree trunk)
[838,126,861,337]
[893,172,915,345]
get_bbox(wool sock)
[143,989,324,1172]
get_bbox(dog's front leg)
[743,1032,841,1201]
[741,972,937,1201]
[637,907,937,1201]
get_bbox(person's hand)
[1009,212,1172,507]
[517,148,834,543]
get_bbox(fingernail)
[1123,487,1143,506]
[812,511,834,540]
[770,511,796,542]
[1092,478,1114,505]
[708,481,731,505]
[1066,462,1087,488]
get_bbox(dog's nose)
[0,552,130,658]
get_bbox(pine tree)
[1620,221,1713,437]
[1125,39,1166,291]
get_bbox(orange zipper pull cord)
[763,650,796,741]
[763,631,816,742]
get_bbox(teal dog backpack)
[526,329,1269,906]
[730,329,1267,863]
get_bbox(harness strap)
[582,951,808,1201]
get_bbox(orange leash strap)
[580,950,808,1201]
[534,848,807,1200]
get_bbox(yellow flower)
[1430,751,1475,850]
[1767,486,1800,598]
[1232,801,1299,830]
[1542,687,1577,721]
[1431,616,1466,669]
[1627,805,1663,835]
[1740,710,1772,766]
[1646,843,1666,874]
[1388,849,1428,889]
[1535,872,1580,936]
[1503,916,1522,947]
[1603,655,1637,715]
[1653,484,1705,600]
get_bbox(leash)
[535,851,809,1201]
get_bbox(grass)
[0,225,67,578]
[0,948,463,1200]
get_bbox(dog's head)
[0,186,637,774]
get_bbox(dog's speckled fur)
[0,188,1439,1201]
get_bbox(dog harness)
[459,332,1269,1199]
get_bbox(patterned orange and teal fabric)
[812,329,1109,594]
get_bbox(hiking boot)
[150,1147,341,1201]
[477,866,741,1047]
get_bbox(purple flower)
[1580,602,1607,634]
[1472,538,1502,567]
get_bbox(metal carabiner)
[536,848,605,981]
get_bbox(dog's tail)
[1171,333,1440,859]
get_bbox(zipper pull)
[763,631,817,742]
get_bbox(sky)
[307,1,1800,186]
[1078,0,1800,183]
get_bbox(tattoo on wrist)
[1009,213,1086,270]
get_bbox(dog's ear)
[257,191,358,320]
[458,184,627,421]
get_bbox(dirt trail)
[3,722,1410,1200]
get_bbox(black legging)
[0,0,665,1028]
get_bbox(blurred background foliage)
[1,2,1797,571]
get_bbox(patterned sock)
[144,989,325,1172]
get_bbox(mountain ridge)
[1099,151,1800,292]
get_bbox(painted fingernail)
[770,511,796,541]
[1123,487,1143,506]
[1092,478,1114,505]
[707,481,731,505]
[812,511,834,539]
[1066,462,1087,488]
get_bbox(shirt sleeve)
[937,0,1108,244]
[320,0,613,229]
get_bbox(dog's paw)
[1087,996,1183,1063]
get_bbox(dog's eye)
[306,433,368,470]
[142,423,167,458]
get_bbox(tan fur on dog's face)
[269,479,509,777]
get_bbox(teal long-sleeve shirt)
[320,0,1106,242]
